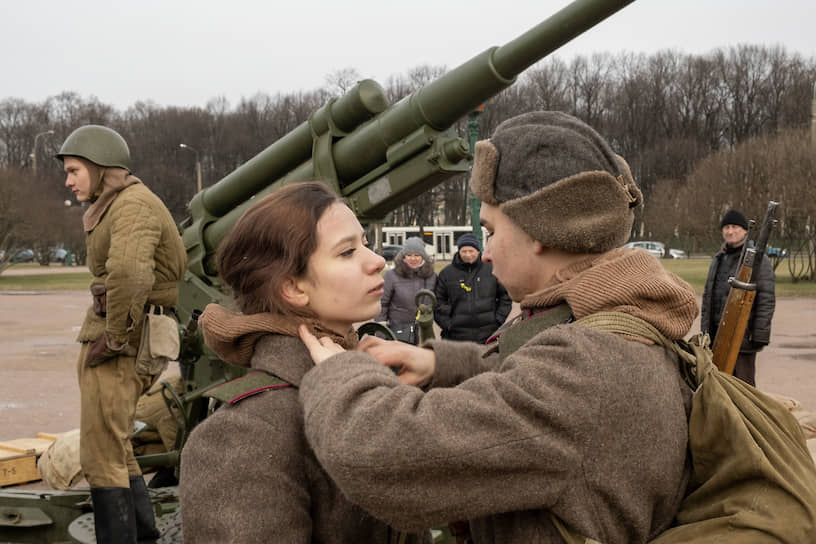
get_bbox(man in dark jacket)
[701,209,775,386]
[434,233,512,343]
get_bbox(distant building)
[380,225,487,261]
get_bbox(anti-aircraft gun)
[166,0,637,460]
[0,0,635,541]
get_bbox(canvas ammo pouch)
[135,304,180,376]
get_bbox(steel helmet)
[56,125,131,171]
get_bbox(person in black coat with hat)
[701,209,775,386]
[434,233,512,343]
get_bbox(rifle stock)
[712,201,779,374]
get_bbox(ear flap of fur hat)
[470,111,642,253]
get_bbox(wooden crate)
[0,435,58,487]
[0,437,56,455]
[0,451,39,487]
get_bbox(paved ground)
[1,290,815,490]
[1,265,89,276]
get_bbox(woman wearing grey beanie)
[375,237,436,344]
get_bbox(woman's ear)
[280,277,310,308]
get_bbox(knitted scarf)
[519,248,698,340]
[82,162,141,232]
[198,303,359,367]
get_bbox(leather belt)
[144,304,177,318]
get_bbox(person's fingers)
[358,336,409,367]
[298,325,325,365]
[298,324,319,348]
[365,343,407,367]
[300,325,347,365]
[364,342,398,363]
[357,334,388,352]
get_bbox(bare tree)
[324,67,363,95]
[664,128,815,266]
[1,44,814,260]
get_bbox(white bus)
[380,225,487,261]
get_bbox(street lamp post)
[467,106,483,247]
[179,143,202,193]
[811,81,815,146]
[63,200,75,266]
[31,129,55,174]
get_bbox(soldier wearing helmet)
[57,125,187,543]
[59,125,131,203]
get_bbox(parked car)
[49,248,68,263]
[623,241,688,259]
[623,241,665,258]
[766,247,787,271]
[378,244,402,261]
[10,249,35,263]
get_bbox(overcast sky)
[2,0,813,111]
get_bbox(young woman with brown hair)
[179,182,430,543]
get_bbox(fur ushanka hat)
[470,111,643,253]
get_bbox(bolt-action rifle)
[711,201,779,374]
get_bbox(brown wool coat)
[300,249,697,543]
[180,334,432,544]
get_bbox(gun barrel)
[170,0,640,464]
[749,201,779,282]
[753,202,779,257]
[196,79,389,218]
[184,0,636,277]
[202,0,634,211]
[334,0,634,182]
[493,0,633,79]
